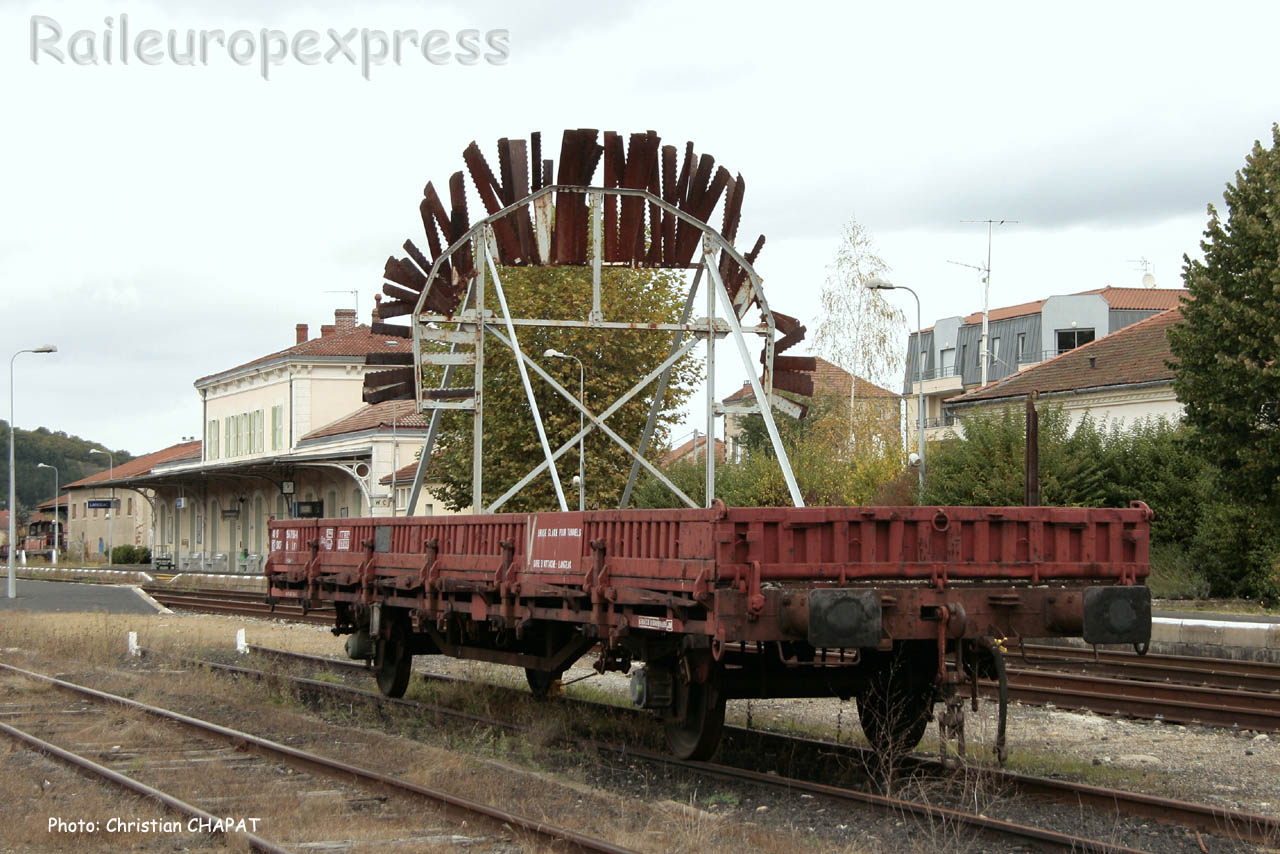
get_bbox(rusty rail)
[994,668,1280,731]
[0,661,639,854]
[146,589,333,626]
[1014,642,1280,692]
[0,720,292,854]
[176,649,1144,853]
[236,644,1280,848]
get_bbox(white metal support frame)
[471,237,487,512]
[483,231,569,511]
[619,266,702,508]
[485,330,704,512]
[404,277,478,517]
[398,184,802,513]
[704,242,716,506]
[704,246,804,507]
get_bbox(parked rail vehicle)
[264,130,1153,760]
[267,503,1153,759]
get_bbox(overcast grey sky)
[3,0,1278,456]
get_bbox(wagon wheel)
[374,634,412,698]
[525,668,562,699]
[664,667,726,760]
[857,644,938,755]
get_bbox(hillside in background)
[0,421,134,521]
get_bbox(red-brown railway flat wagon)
[266,500,1152,759]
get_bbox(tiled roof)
[0,510,9,529]
[64,441,202,488]
[956,286,1187,326]
[723,356,898,404]
[661,435,725,466]
[35,494,71,510]
[1090,286,1188,311]
[195,323,410,384]
[947,307,1181,405]
[380,461,419,485]
[959,297,1047,326]
[301,400,428,442]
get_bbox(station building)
[77,307,457,573]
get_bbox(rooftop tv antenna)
[961,219,1018,385]
[324,289,359,317]
[1127,257,1157,288]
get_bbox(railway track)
[996,643,1280,731]
[0,660,638,854]
[1012,642,1280,692]
[154,589,1280,732]
[210,644,1280,851]
[145,587,334,626]
[0,715,290,853]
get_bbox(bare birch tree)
[813,217,907,451]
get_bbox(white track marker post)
[235,628,247,654]
[127,632,139,657]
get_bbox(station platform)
[1149,608,1280,661]
[0,579,167,615]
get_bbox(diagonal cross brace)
[620,262,703,508]
[484,234,569,511]
[484,327,702,511]
[705,249,805,507]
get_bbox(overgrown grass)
[1147,543,1211,599]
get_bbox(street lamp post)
[543,349,585,512]
[89,447,114,565]
[9,345,57,599]
[866,278,925,490]
[36,462,58,564]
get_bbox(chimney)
[335,308,357,332]
[372,294,383,323]
[295,324,308,345]
[320,324,336,337]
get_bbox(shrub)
[110,544,145,565]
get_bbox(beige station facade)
[57,308,459,572]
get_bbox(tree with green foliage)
[1169,124,1280,502]
[919,403,1280,601]
[921,406,1106,508]
[429,265,699,512]
[0,421,131,522]
[634,392,905,509]
[1166,124,1280,602]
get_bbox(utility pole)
[961,219,1018,386]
